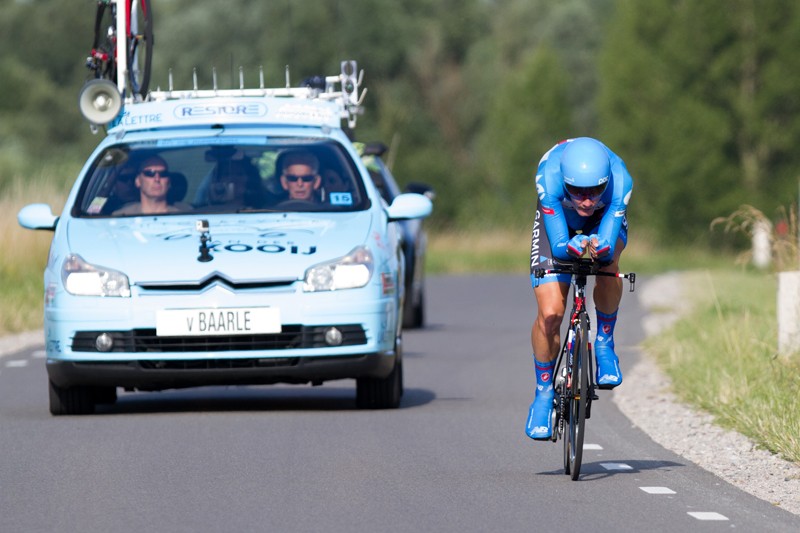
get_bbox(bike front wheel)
[564,314,589,480]
[127,0,153,98]
[89,2,118,83]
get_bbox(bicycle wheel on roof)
[127,0,153,98]
[88,1,118,83]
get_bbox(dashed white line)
[640,486,676,495]
[583,443,603,450]
[687,512,729,521]
[32,350,46,359]
[600,462,633,471]
[5,360,28,368]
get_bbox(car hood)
[64,212,374,283]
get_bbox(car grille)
[71,325,367,353]
[136,273,297,292]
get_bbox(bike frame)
[534,259,635,479]
[115,0,127,93]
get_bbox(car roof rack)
[79,60,366,132]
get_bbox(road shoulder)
[618,272,800,516]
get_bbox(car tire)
[356,359,403,409]
[356,333,403,409]
[48,380,96,415]
[402,282,425,329]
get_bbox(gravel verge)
[617,272,800,516]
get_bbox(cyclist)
[526,137,634,440]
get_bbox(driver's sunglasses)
[141,168,169,178]
[284,174,316,183]
[564,183,606,201]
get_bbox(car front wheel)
[48,380,97,415]
[356,331,403,409]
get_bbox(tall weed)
[0,177,67,334]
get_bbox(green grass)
[644,270,800,463]
[426,227,735,275]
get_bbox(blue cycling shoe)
[525,389,555,440]
[595,344,622,389]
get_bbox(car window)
[74,138,369,217]
[361,154,401,204]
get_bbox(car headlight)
[62,254,131,297]
[303,246,374,292]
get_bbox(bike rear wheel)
[127,0,153,98]
[89,2,118,83]
[564,314,589,480]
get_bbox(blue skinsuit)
[530,138,633,282]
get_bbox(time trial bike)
[534,259,635,480]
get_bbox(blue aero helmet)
[561,137,610,201]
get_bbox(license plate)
[156,307,281,337]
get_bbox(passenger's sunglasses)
[284,174,316,183]
[564,183,606,201]
[141,168,169,178]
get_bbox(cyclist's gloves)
[567,235,590,257]
[590,234,611,259]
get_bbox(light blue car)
[18,63,432,414]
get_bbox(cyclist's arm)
[536,153,574,261]
[595,157,633,258]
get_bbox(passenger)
[206,159,267,209]
[322,169,351,193]
[102,169,138,214]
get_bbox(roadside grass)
[644,270,800,463]
[1,178,67,335]
[426,227,734,274]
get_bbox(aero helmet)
[560,138,610,200]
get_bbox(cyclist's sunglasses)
[284,174,316,183]
[564,182,606,201]
[140,168,169,178]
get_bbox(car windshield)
[75,138,368,217]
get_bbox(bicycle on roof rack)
[86,0,153,98]
[80,0,153,128]
[533,258,635,480]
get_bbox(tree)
[599,0,800,244]
[476,45,573,227]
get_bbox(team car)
[18,61,432,415]
[357,142,434,329]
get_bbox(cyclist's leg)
[526,280,569,439]
[529,205,572,360]
[527,211,571,438]
[593,219,628,388]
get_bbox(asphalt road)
[1,275,798,532]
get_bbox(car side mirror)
[18,203,59,231]
[386,193,432,221]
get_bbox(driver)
[526,137,634,440]
[279,151,322,201]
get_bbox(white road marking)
[5,360,28,368]
[600,462,633,471]
[687,512,729,521]
[583,443,603,450]
[32,350,46,358]
[640,487,676,495]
